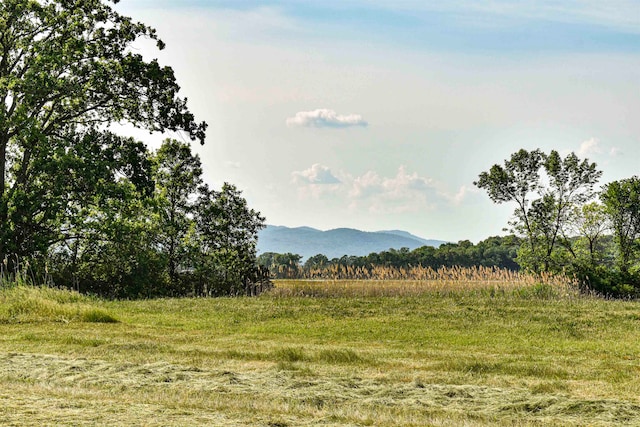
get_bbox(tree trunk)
[0,139,7,263]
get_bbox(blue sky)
[116,1,640,242]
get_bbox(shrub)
[571,263,640,298]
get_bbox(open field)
[0,280,639,426]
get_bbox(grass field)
[0,280,639,426]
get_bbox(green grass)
[0,285,119,324]
[0,282,639,425]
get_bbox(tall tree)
[0,0,206,263]
[475,149,601,272]
[44,132,157,294]
[600,177,640,273]
[568,202,610,267]
[2,130,153,261]
[196,183,265,294]
[474,149,544,263]
[152,139,203,290]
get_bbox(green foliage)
[258,252,303,278]
[476,148,640,297]
[196,183,266,295]
[0,0,206,265]
[303,253,329,270]
[475,149,601,273]
[261,235,522,278]
[568,202,610,266]
[152,139,203,291]
[600,176,640,273]
[569,263,640,298]
[44,140,266,298]
[45,179,167,298]
[0,2,269,298]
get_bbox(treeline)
[1,1,267,298]
[5,139,267,298]
[257,235,522,279]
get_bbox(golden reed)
[270,265,579,298]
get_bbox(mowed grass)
[0,280,639,426]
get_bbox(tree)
[257,252,302,279]
[49,181,165,298]
[568,202,610,267]
[475,149,601,272]
[3,130,154,267]
[600,177,640,273]
[196,183,265,295]
[0,0,206,263]
[304,254,329,270]
[474,149,545,267]
[152,139,203,290]
[40,134,163,297]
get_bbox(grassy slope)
[0,283,639,426]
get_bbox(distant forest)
[258,235,522,278]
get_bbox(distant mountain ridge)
[257,225,446,260]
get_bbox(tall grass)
[0,285,119,323]
[0,257,118,324]
[1,256,34,289]
[299,264,570,282]
[271,266,579,298]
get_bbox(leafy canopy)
[0,0,207,261]
[475,149,601,272]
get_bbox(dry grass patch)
[0,353,639,426]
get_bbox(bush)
[571,263,640,298]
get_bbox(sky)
[114,0,640,243]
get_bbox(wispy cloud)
[286,109,368,129]
[346,1,640,33]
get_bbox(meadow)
[0,276,639,426]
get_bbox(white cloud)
[286,109,368,128]
[577,137,602,157]
[349,166,433,198]
[445,185,478,206]
[292,165,468,214]
[576,137,622,159]
[225,161,241,169]
[292,164,341,184]
[347,167,438,214]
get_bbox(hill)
[257,225,446,259]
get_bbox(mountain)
[377,230,436,247]
[257,225,447,260]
